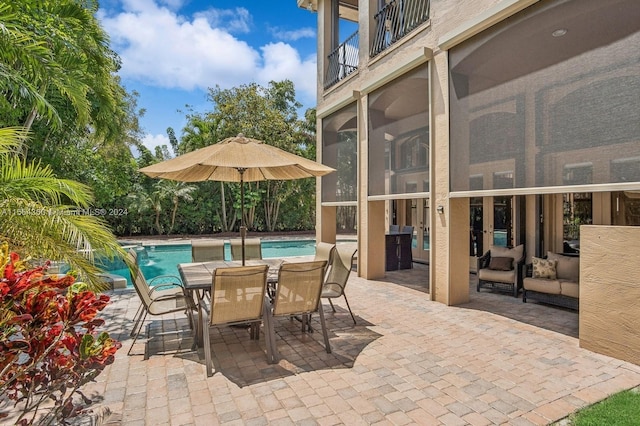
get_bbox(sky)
[97,0,318,152]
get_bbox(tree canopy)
[1,0,322,246]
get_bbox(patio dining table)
[177,258,284,349]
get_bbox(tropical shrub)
[0,243,120,425]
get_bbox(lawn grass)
[562,388,640,425]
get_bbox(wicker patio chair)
[230,238,263,261]
[264,260,330,364]
[322,246,358,324]
[126,249,195,357]
[201,264,271,377]
[191,239,225,262]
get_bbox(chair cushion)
[489,256,513,271]
[490,244,524,263]
[524,277,561,294]
[532,257,557,279]
[478,268,516,284]
[547,252,579,282]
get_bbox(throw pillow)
[547,252,580,282]
[489,256,513,271]
[532,257,557,279]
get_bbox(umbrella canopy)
[139,134,335,264]
[139,134,334,183]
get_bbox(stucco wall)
[579,225,640,366]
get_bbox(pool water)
[101,240,318,286]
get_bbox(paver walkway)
[76,265,640,425]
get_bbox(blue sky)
[97,0,318,152]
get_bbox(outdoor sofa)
[522,252,579,310]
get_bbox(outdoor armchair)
[192,239,225,262]
[202,264,272,377]
[126,249,195,357]
[264,260,330,364]
[477,244,525,297]
[322,246,358,324]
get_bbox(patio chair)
[389,224,400,233]
[192,239,225,262]
[230,238,262,261]
[127,248,193,333]
[126,250,196,356]
[314,242,336,279]
[322,246,358,324]
[202,264,271,377]
[264,260,330,364]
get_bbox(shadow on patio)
[110,292,382,388]
[380,262,579,338]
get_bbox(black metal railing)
[370,0,431,57]
[324,30,359,90]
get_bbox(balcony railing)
[370,0,431,57]
[324,30,359,90]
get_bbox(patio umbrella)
[139,134,335,264]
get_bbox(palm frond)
[0,156,94,207]
[0,199,124,290]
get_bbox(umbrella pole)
[239,168,246,266]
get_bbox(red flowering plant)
[0,243,121,425]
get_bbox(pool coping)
[118,233,357,247]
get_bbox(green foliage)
[0,0,124,139]
[0,0,322,236]
[173,80,319,233]
[0,128,125,289]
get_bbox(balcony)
[324,30,359,90]
[371,0,431,57]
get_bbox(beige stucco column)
[358,93,386,280]
[431,49,469,305]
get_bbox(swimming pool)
[101,240,319,286]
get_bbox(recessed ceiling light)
[552,29,567,37]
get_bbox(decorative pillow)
[489,256,513,271]
[532,257,557,279]
[547,252,580,282]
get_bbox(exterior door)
[492,196,512,247]
[474,196,513,255]
[410,198,430,263]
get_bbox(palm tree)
[161,181,197,234]
[0,1,122,139]
[0,127,124,289]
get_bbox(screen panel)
[449,0,640,193]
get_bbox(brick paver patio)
[43,263,640,425]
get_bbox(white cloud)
[142,133,170,152]
[194,7,252,34]
[270,27,315,41]
[101,3,260,91]
[258,43,317,103]
[101,1,317,101]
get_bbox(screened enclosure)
[449,0,640,195]
[368,65,430,197]
[322,103,358,203]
